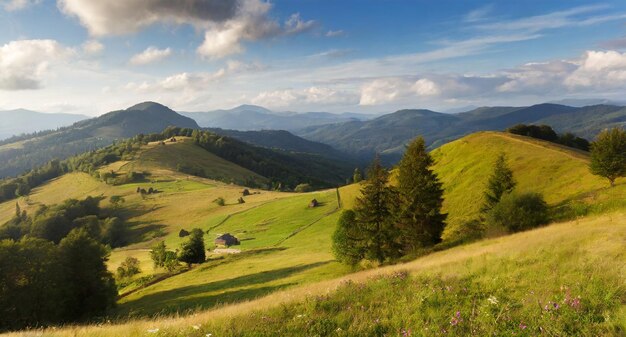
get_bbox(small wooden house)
[215,233,240,247]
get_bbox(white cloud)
[412,78,440,96]
[0,39,72,90]
[82,40,104,55]
[475,5,626,32]
[325,30,345,37]
[252,86,358,108]
[464,4,494,23]
[130,47,172,65]
[284,13,316,35]
[566,50,626,88]
[127,60,263,92]
[360,78,411,105]
[2,0,40,11]
[59,0,315,60]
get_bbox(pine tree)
[396,137,446,251]
[482,153,516,212]
[589,128,626,187]
[353,155,399,264]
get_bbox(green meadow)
[2,131,626,336]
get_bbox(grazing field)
[10,210,626,337]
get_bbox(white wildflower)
[487,295,499,305]
[193,325,201,330]
[147,328,159,333]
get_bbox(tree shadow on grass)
[117,261,331,318]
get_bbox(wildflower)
[487,295,499,305]
[401,328,411,336]
[193,325,201,330]
[519,323,527,330]
[147,328,159,333]
[553,302,560,310]
[336,327,343,332]
[450,311,462,326]
[206,334,212,337]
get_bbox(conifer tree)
[396,137,446,251]
[482,153,516,213]
[589,128,626,187]
[332,210,364,265]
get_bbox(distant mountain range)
[0,102,199,178]
[180,105,374,131]
[0,109,87,140]
[3,100,626,179]
[295,103,626,162]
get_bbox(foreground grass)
[8,211,625,336]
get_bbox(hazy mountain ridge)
[181,105,374,131]
[296,103,626,162]
[0,109,88,141]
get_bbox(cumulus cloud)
[59,0,316,60]
[81,40,104,55]
[0,39,71,90]
[2,0,40,11]
[252,86,358,108]
[130,47,172,65]
[566,50,626,88]
[358,50,626,106]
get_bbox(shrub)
[294,183,312,193]
[116,257,141,279]
[486,192,549,232]
[214,197,225,206]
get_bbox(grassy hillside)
[11,210,626,336]
[3,130,626,336]
[431,132,626,241]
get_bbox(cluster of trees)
[0,197,126,248]
[150,228,206,271]
[332,137,446,265]
[506,124,590,151]
[479,154,549,236]
[0,228,117,331]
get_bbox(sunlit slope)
[125,138,268,186]
[116,189,348,317]
[431,131,625,240]
[16,210,626,336]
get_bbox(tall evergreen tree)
[396,137,446,251]
[481,153,516,213]
[353,155,399,263]
[589,128,626,187]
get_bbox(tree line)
[0,196,120,331]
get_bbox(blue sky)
[0,0,626,115]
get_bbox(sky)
[1,0,626,116]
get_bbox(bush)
[294,183,312,193]
[486,192,549,232]
[116,257,141,279]
[214,197,225,206]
